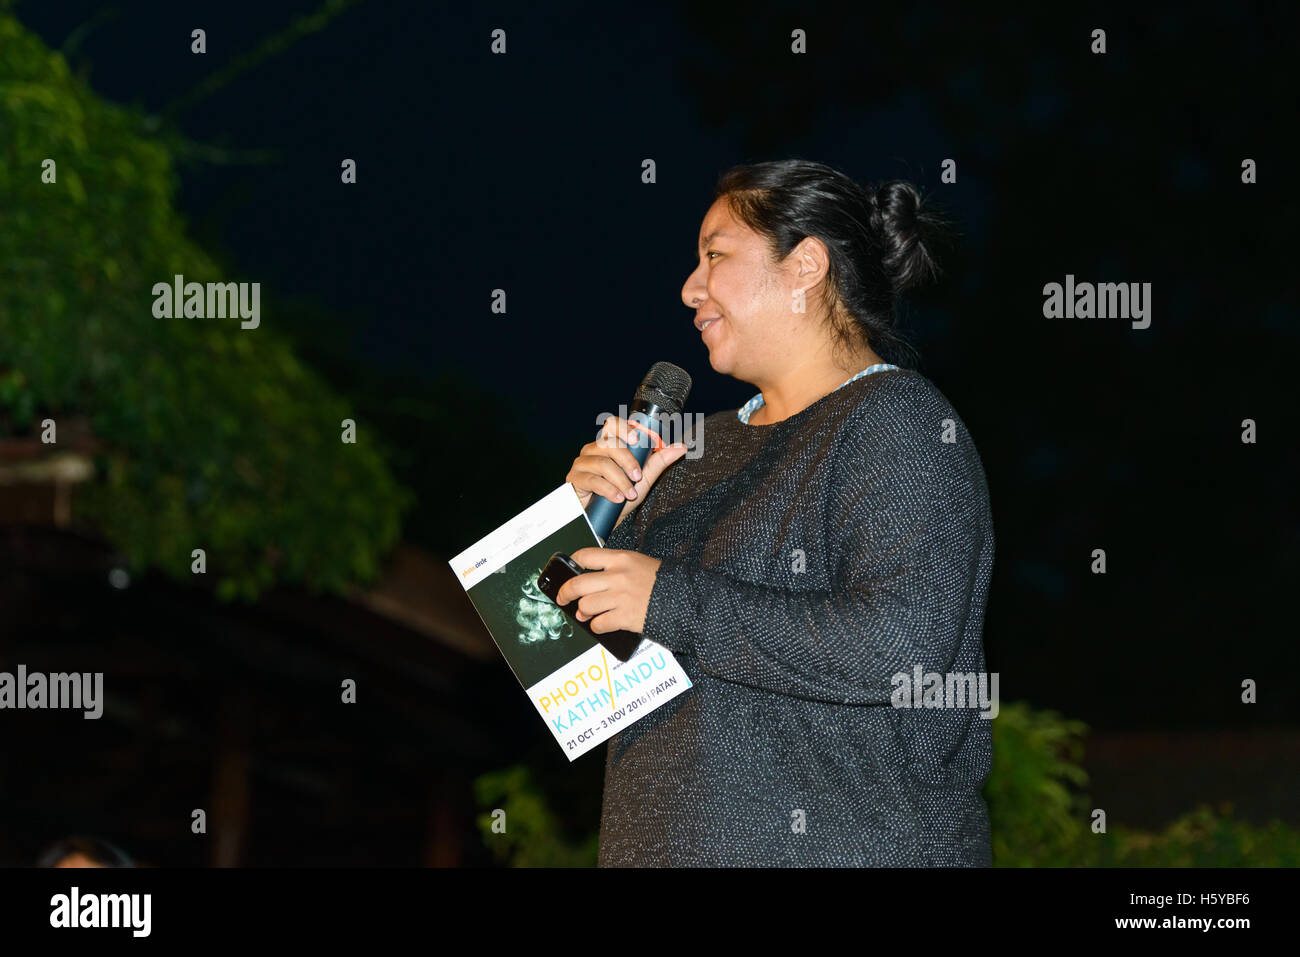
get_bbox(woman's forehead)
[698,200,743,247]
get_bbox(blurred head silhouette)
[36,836,135,868]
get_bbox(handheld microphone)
[586,361,692,544]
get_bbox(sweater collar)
[736,363,900,424]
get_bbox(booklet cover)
[450,484,693,761]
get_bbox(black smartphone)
[537,552,643,662]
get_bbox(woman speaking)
[555,159,995,867]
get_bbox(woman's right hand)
[566,416,688,528]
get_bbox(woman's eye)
[706,251,720,260]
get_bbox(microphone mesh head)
[634,362,692,415]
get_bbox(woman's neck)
[750,344,886,425]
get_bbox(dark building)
[0,435,534,866]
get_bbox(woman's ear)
[791,236,820,272]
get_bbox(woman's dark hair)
[712,159,953,367]
[36,835,135,868]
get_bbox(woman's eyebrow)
[698,230,729,250]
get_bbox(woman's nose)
[682,268,706,308]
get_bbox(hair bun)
[870,180,948,293]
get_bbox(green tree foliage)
[985,700,1091,865]
[474,765,600,868]
[987,702,1299,866]
[0,14,409,599]
[478,701,1300,867]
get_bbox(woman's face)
[681,198,803,382]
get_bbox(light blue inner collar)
[737,363,900,424]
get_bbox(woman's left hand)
[555,548,661,635]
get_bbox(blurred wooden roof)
[351,544,495,661]
[0,435,496,663]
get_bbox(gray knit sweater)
[598,367,995,866]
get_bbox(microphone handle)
[584,400,668,544]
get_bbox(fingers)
[642,442,688,481]
[553,569,590,608]
[584,611,622,635]
[566,463,633,505]
[569,547,607,569]
[575,453,641,498]
[553,548,621,606]
[568,418,687,512]
[554,570,600,607]
[591,417,645,482]
[566,418,645,506]
[574,590,618,624]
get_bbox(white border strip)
[449,483,593,590]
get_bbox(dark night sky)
[17,0,979,419]
[14,0,1298,728]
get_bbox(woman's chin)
[704,344,732,374]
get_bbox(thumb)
[643,442,687,481]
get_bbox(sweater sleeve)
[640,412,989,706]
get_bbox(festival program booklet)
[450,484,693,761]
